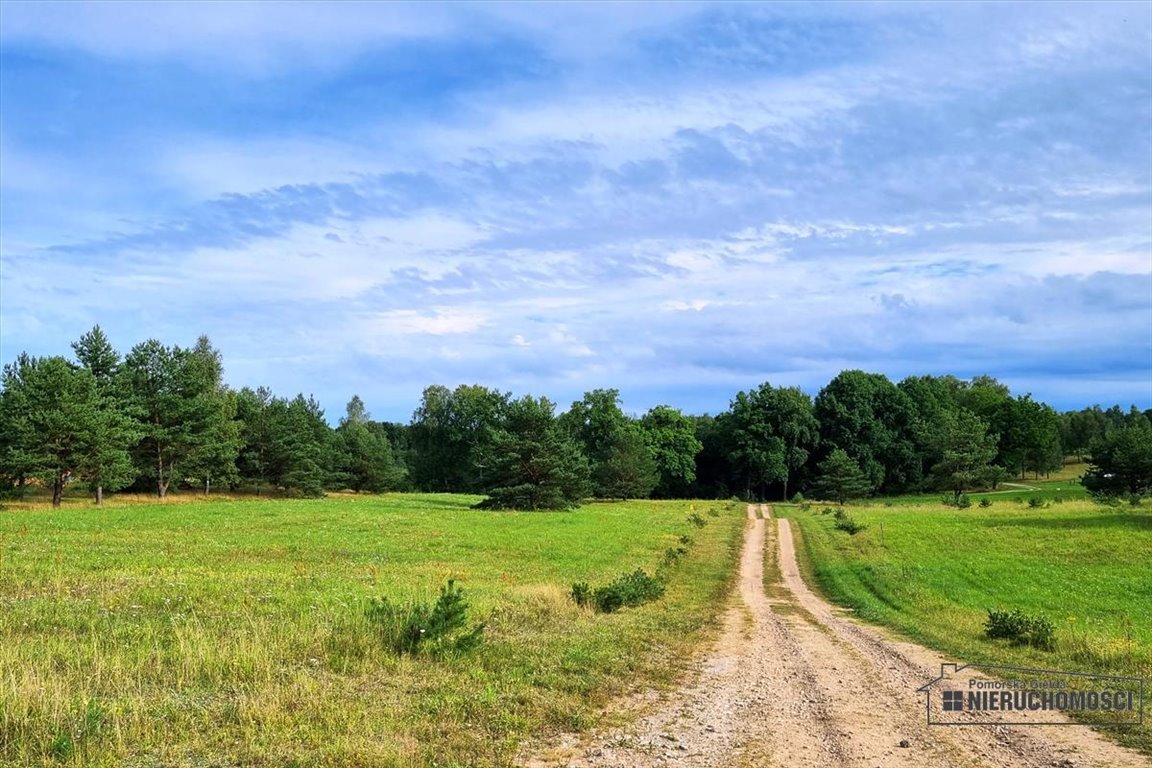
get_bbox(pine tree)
[477,395,591,510]
[811,449,873,505]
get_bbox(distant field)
[0,494,744,767]
[778,498,1152,755]
[867,460,1091,507]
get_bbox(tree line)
[2,327,1149,508]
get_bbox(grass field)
[0,494,744,767]
[777,498,1152,755]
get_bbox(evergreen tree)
[336,396,404,492]
[477,395,591,510]
[925,408,999,502]
[69,326,139,503]
[0,356,128,507]
[811,449,872,505]
[1081,422,1152,501]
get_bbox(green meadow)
[0,494,744,767]
[778,498,1152,755]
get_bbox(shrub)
[979,498,993,508]
[366,579,485,657]
[833,508,866,535]
[790,492,805,504]
[984,608,1055,650]
[956,494,972,509]
[661,545,689,567]
[570,581,592,608]
[1028,497,1045,509]
[688,512,707,528]
[591,569,665,613]
[799,502,812,512]
[1129,493,1144,507]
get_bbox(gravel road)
[522,505,1150,768]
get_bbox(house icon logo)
[918,663,1143,727]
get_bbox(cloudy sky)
[1,1,1150,421]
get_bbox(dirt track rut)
[523,505,1150,768]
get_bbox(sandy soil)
[521,505,1150,768]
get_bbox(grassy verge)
[776,499,1152,756]
[0,495,744,767]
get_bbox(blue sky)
[1,1,1150,422]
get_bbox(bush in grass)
[956,494,972,509]
[979,498,993,508]
[1028,497,1045,509]
[366,579,485,657]
[688,512,707,528]
[790,492,805,505]
[832,508,866,535]
[591,569,665,613]
[984,608,1055,650]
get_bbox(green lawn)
[0,494,744,767]
[778,499,1152,755]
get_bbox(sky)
[1,1,1150,422]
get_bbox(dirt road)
[523,505,1149,768]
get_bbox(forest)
[2,326,1149,508]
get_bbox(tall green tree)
[477,395,590,510]
[990,395,1063,479]
[595,422,658,499]
[409,384,510,492]
[235,386,276,494]
[810,448,873,505]
[266,394,334,497]
[561,389,657,499]
[70,326,138,503]
[121,337,239,497]
[0,353,45,496]
[639,405,702,497]
[181,336,242,495]
[814,371,920,494]
[924,408,999,502]
[1081,421,1152,501]
[336,395,404,493]
[71,325,120,385]
[0,356,132,507]
[725,383,817,501]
